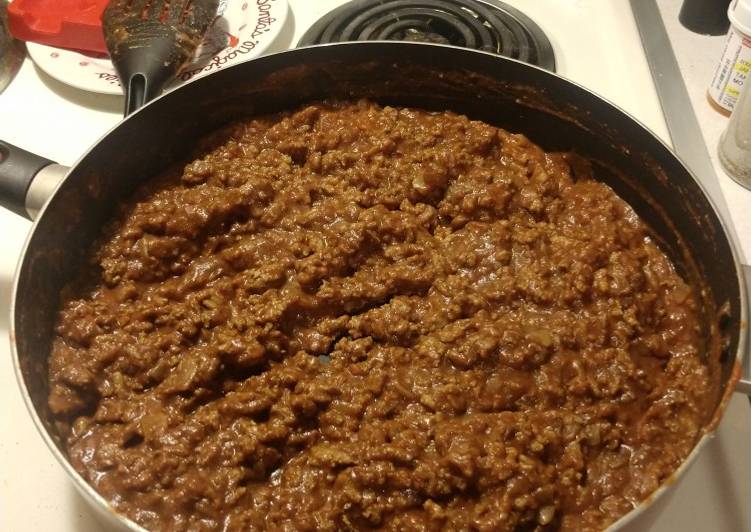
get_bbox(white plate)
[27,0,289,95]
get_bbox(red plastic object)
[7,0,109,53]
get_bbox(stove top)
[298,0,556,70]
[0,1,750,531]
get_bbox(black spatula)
[102,0,219,116]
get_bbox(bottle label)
[709,27,751,112]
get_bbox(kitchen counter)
[0,1,749,530]
[659,0,751,262]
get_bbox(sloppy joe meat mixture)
[48,101,712,531]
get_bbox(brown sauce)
[48,101,712,531]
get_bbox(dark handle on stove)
[0,140,54,219]
[679,0,731,36]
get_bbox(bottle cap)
[680,0,732,36]
[729,0,751,36]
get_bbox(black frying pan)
[0,43,748,531]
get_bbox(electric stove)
[0,1,749,530]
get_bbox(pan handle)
[0,141,67,220]
[738,263,751,395]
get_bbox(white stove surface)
[1,1,749,530]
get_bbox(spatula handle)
[114,34,182,116]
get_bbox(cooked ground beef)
[48,101,712,531]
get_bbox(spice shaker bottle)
[708,0,751,115]
[719,79,751,188]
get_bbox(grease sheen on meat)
[49,101,712,531]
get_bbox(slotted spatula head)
[103,0,219,116]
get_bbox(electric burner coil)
[298,0,556,71]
